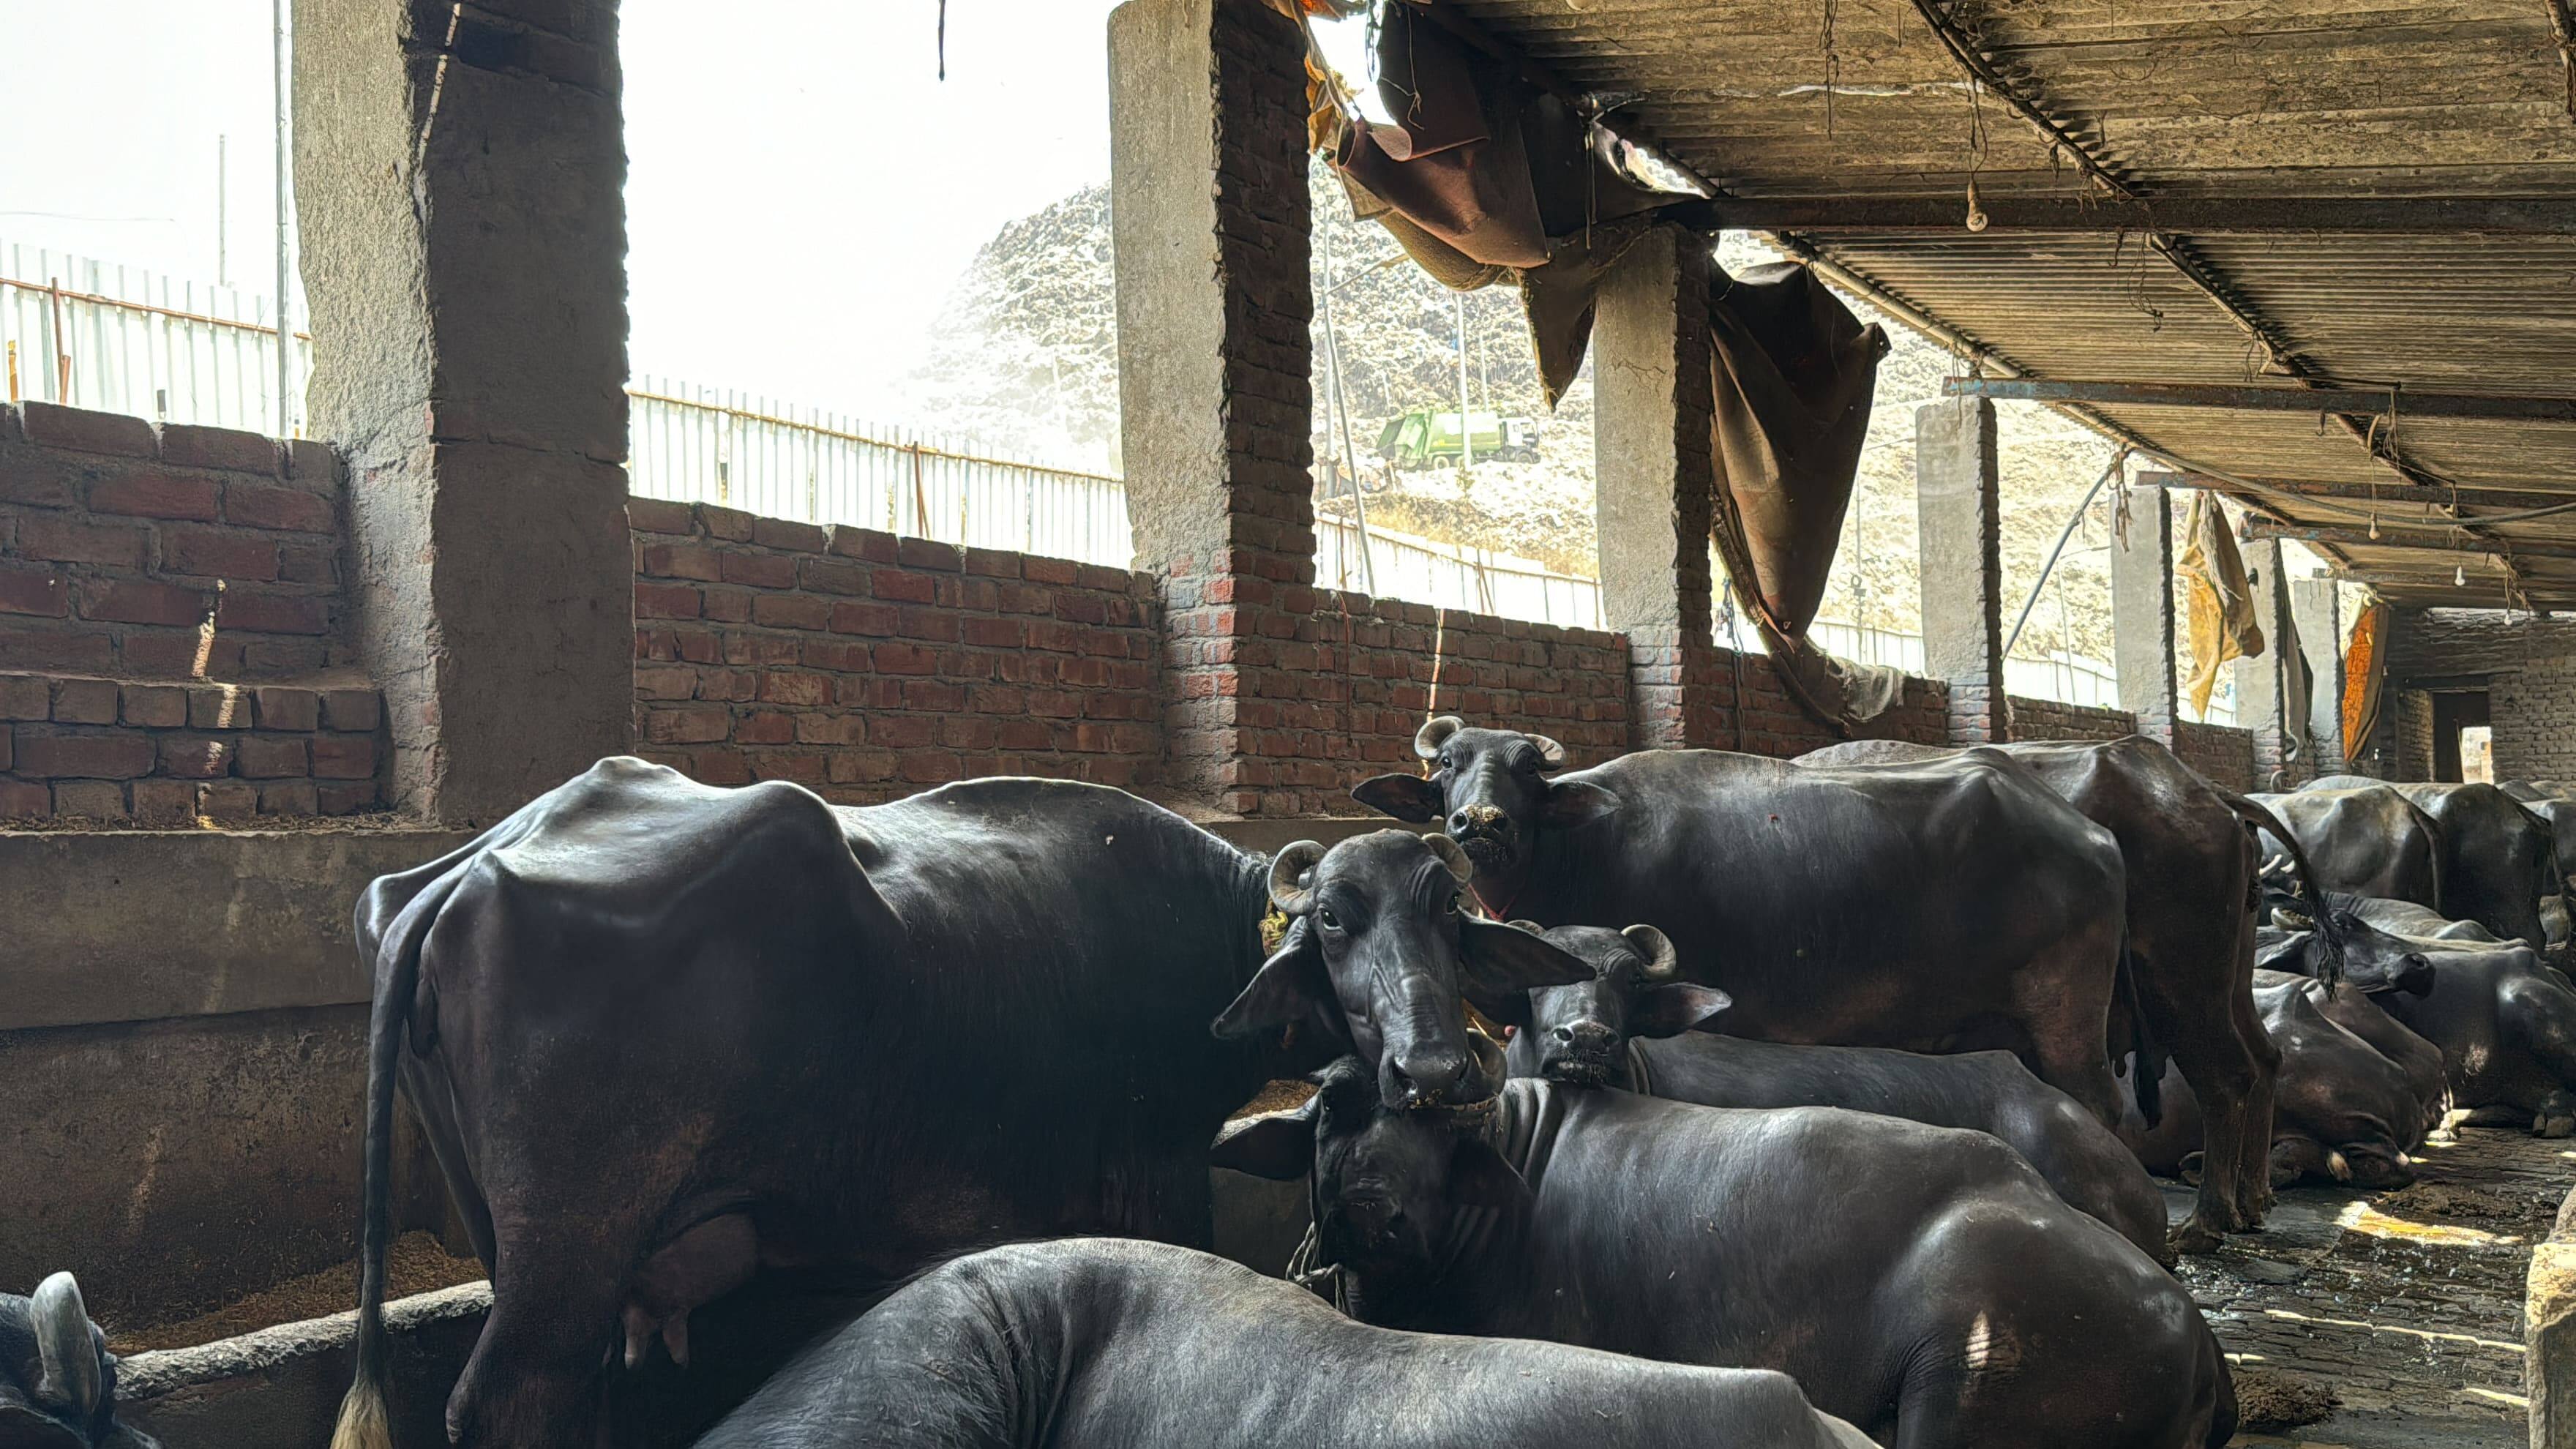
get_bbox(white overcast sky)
[0,0,1345,413]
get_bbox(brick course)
[0,673,384,823]
[632,503,1167,801]
[0,402,352,681]
[2007,695,2138,744]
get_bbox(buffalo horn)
[1528,734,1567,771]
[1414,715,1464,761]
[1506,919,1546,935]
[1622,924,1680,981]
[31,1271,100,1417]
[1268,842,1325,916]
[1423,833,1475,884]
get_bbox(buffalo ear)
[1448,1140,1531,1210]
[1630,983,1731,1038]
[1214,935,1337,1042]
[2253,929,2310,974]
[1538,779,1618,830]
[1210,1099,1320,1180]
[1457,917,1594,1019]
[1352,774,1443,823]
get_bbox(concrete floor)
[2183,1124,2569,1449]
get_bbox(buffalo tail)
[2223,790,2344,986]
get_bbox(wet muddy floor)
[2184,1123,2569,1449]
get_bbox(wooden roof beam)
[2138,472,2576,510]
[1671,194,2576,235]
[2240,519,2576,563]
[1945,378,2576,424]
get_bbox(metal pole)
[1318,222,1377,596]
[217,135,228,287]
[1455,292,1475,479]
[2004,452,2124,658]
[274,0,292,439]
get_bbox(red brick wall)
[1707,645,1950,758]
[2172,719,2258,793]
[0,402,351,678]
[0,403,382,824]
[1177,577,1633,817]
[2007,695,2138,744]
[629,500,1164,801]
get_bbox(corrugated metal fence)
[0,240,304,435]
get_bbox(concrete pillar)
[2530,1187,2576,1449]
[2233,539,2296,787]
[2291,577,2345,773]
[1592,226,1718,749]
[1915,399,2007,744]
[1108,0,1312,808]
[2111,484,2179,744]
[294,0,633,825]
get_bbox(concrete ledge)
[119,1281,488,1448]
[0,828,475,1030]
[2532,1187,2576,1448]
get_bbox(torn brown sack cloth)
[1701,262,1899,733]
[1325,4,1672,407]
[2179,491,2266,718]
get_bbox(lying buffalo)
[1218,1058,2236,1448]
[2255,878,2435,995]
[2375,939,2576,1137]
[331,760,1588,1449]
[2126,976,2427,1190]
[1501,921,2170,1261]
[2252,969,2449,1127]
[2253,785,2443,910]
[692,1238,1873,1449]
[1803,734,2329,1247]
[1,1273,157,1449]
[2306,778,2556,948]
[1355,721,2136,1131]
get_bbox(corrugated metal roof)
[1450,0,2576,607]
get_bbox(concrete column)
[1592,226,1718,749]
[295,0,633,825]
[2111,484,2179,744]
[2291,577,2345,773]
[2530,1188,2576,1449]
[1108,0,1313,809]
[1915,399,2007,744]
[2233,539,2301,787]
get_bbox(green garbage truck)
[1374,409,1542,468]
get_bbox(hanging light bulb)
[2455,563,2466,587]
[1964,177,1989,233]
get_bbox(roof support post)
[1592,226,1723,749]
[2111,483,2179,746]
[1109,0,1316,812]
[2232,539,2303,787]
[293,0,633,824]
[1916,397,2009,744]
[2291,577,2347,774]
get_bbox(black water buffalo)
[2253,785,2444,910]
[2125,978,2427,1190]
[2306,778,2556,947]
[1,1273,157,1449]
[2255,878,2435,994]
[1502,921,2170,1261]
[329,760,1590,1449]
[1218,1059,2234,1448]
[1802,734,2322,1247]
[1355,721,2136,1131]
[691,1238,1873,1449]
[2252,968,2449,1126]
[2373,940,2576,1137]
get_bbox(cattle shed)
[4,1,2576,1447]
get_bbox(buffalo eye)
[1318,905,1342,931]
[1444,893,1462,917]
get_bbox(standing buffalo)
[1502,921,2171,1261]
[1803,735,2323,1247]
[2304,778,2556,947]
[1,1273,157,1449]
[330,760,1588,1449]
[1354,722,2137,1131]
[692,1239,1876,1449]
[2253,785,2444,910]
[1217,1059,2235,1448]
